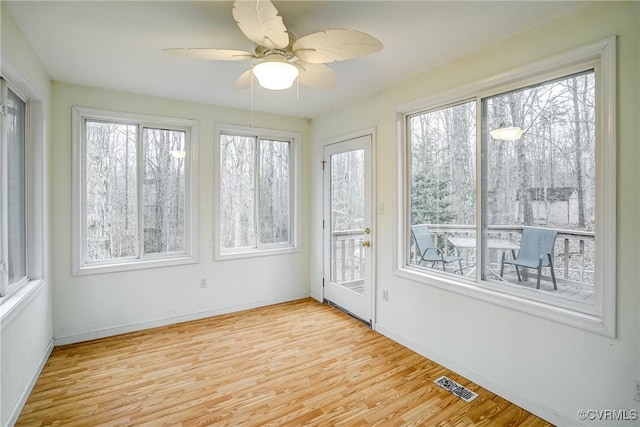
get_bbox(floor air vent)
[434,375,479,403]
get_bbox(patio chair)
[500,227,557,290]
[411,225,463,274]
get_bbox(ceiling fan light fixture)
[252,61,299,90]
[163,0,383,92]
[490,125,524,141]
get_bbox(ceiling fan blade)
[163,48,255,61]
[233,68,254,90]
[293,29,383,64]
[295,61,337,91]
[232,0,289,50]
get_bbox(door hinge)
[0,261,5,273]
[322,220,325,229]
[322,277,325,287]
[321,160,326,170]
[0,104,5,116]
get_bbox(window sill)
[73,254,198,276]
[0,279,46,325]
[394,265,612,337]
[215,245,300,261]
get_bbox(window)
[482,70,596,288]
[72,107,198,274]
[1,79,29,296]
[215,124,300,259]
[398,38,616,336]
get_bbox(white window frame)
[214,123,301,261]
[0,79,29,298]
[396,37,616,337]
[72,107,198,275]
[0,70,47,307]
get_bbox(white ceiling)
[3,1,594,118]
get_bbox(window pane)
[143,128,186,254]
[85,121,138,261]
[259,139,290,245]
[7,88,27,284]
[331,150,364,232]
[408,101,476,275]
[331,149,365,284]
[484,70,596,301]
[220,134,256,250]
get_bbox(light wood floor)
[17,299,552,426]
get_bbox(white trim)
[593,36,617,338]
[0,54,50,299]
[0,278,46,326]
[0,79,8,296]
[374,323,579,427]
[0,74,48,302]
[71,106,199,275]
[213,123,301,261]
[54,293,310,346]
[395,37,616,337]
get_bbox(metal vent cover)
[434,375,479,403]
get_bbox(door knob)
[362,241,371,248]
[364,227,371,234]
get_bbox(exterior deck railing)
[331,225,595,290]
[332,229,365,284]
[413,224,595,289]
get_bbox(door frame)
[322,128,376,326]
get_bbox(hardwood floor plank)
[17,299,552,426]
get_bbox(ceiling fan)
[163,0,383,91]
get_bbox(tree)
[411,172,454,224]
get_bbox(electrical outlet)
[634,380,640,402]
[200,278,207,288]
[382,289,388,302]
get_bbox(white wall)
[3,1,638,426]
[51,83,311,343]
[310,3,639,426]
[0,7,53,427]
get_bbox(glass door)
[323,135,373,323]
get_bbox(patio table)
[448,236,519,280]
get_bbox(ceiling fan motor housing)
[255,46,295,61]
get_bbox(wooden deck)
[17,299,552,426]
[498,272,595,304]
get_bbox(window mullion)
[288,141,294,246]
[137,125,144,259]
[475,96,484,283]
[254,137,261,249]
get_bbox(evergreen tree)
[411,172,455,225]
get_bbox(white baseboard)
[55,292,310,346]
[6,338,54,427]
[373,323,579,427]
[309,291,322,302]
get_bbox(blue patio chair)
[500,227,557,290]
[411,225,463,274]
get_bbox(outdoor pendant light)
[490,124,524,141]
